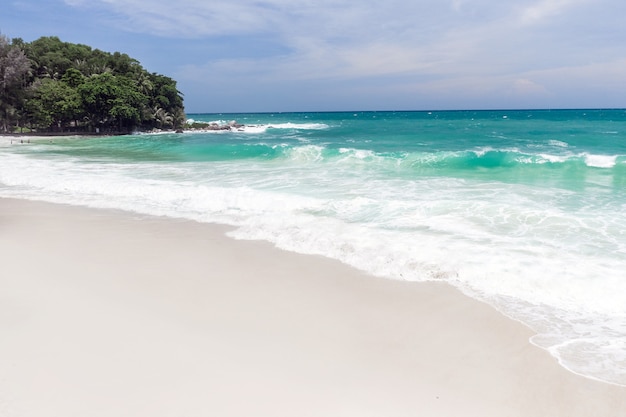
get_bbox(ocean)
[1,109,625,386]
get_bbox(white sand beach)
[1,197,624,417]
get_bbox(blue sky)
[2,0,626,113]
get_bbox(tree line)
[0,34,185,134]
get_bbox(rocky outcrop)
[185,120,245,132]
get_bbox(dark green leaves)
[0,34,185,133]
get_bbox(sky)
[2,0,626,113]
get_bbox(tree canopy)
[0,34,185,134]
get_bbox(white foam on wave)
[0,151,321,224]
[238,125,268,134]
[188,119,328,130]
[184,122,329,134]
[584,153,617,168]
[284,145,325,162]
[267,122,329,130]
[536,153,568,163]
[2,147,626,386]
[548,139,569,148]
[516,152,620,167]
[471,146,496,157]
[224,179,626,386]
[337,148,382,164]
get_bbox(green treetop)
[0,34,185,134]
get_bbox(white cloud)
[172,1,623,86]
[518,0,588,26]
[510,78,550,96]
[451,0,465,12]
[61,1,469,41]
[61,0,626,110]
[67,1,482,78]
[524,58,626,89]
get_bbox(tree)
[171,107,186,130]
[153,107,174,129]
[28,78,82,130]
[25,36,93,80]
[61,67,84,88]
[78,72,147,132]
[1,33,185,133]
[147,73,184,129]
[150,73,184,110]
[0,35,32,132]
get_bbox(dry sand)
[1,197,624,416]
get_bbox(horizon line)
[186,107,626,115]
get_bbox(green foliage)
[27,78,82,128]
[61,68,84,88]
[0,34,32,132]
[0,34,185,133]
[79,72,148,129]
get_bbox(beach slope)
[1,198,624,416]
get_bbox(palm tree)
[135,71,153,96]
[153,107,173,129]
[171,108,186,131]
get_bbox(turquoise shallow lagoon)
[2,109,625,385]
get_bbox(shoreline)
[1,197,625,416]
[0,119,244,139]
[0,124,242,144]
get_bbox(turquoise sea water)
[2,109,626,385]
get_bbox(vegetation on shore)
[0,34,185,134]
